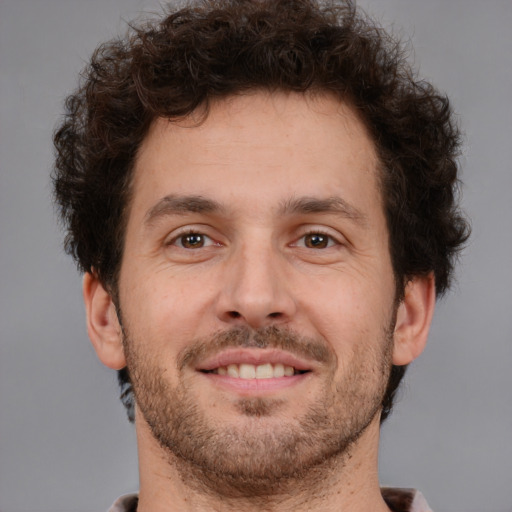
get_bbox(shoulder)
[381,488,434,512]
[107,493,138,512]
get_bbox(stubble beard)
[122,324,394,498]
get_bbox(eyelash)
[167,229,217,249]
[165,228,342,251]
[294,230,340,249]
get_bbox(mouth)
[195,348,314,393]
[201,362,309,379]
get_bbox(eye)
[300,232,337,249]
[303,233,332,249]
[172,232,215,249]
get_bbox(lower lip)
[200,372,310,394]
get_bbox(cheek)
[120,268,218,352]
[299,269,394,349]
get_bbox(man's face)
[116,91,398,488]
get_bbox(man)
[52,0,469,510]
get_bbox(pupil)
[183,234,203,248]
[306,234,328,248]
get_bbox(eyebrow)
[144,194,225,226]
[144,193,367,227]
[279,196,367,225]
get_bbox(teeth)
[239,364,256,379]
[227,364,239,378]
[255,363,273,379]
[214,363,298,379]
[273,363,285,378]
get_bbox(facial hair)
[122,324,394,497]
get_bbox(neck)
[134,413,391,512]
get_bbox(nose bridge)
[217,231,295,327]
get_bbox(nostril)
[228,311,241,319]
[268,312,282,318]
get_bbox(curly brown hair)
[53,0,469,422]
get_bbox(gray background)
[1,0,511,511]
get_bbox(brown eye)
[304,233,331,249]
[177,233,207,249]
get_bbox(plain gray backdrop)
[1,1,511,511]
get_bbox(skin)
[83,91,435,511]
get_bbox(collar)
[109,488,433,512]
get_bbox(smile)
[202,362,308,379]
[196,349,315,392]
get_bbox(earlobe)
[392,273,436,366]
[83,272,126,370]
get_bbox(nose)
[215,240,297,329]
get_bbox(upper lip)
[196,348,315,372]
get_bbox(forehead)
[132,91,381,217]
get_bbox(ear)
[392,273,436,366]
[83,272,126,370]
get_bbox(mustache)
[177,325,334,371]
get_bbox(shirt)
[108,488,433,511]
